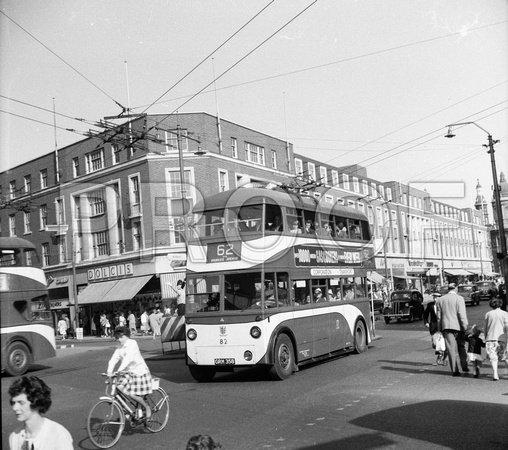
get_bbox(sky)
[1,0,507,214]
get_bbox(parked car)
[383,290,424,323]
[457,284,479,306]
[472,281,498,302]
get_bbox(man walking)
[436,283,469,376]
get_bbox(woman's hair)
[9,376,52,414]
[185,434,222,450]
[114,326,131,339]
[489,297,502,309]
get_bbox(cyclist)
[107,326,152,419]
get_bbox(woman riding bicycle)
[107,326,152,419]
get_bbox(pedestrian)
[107,326,152,419]
[93,312,101,337]
[171,279,186,316]
[163,304,172,316]
[436,283,469,376]
[148,309,161,340]
[423,293,448,366]
[100,312,109,338]
[466,324,485,378]
[57,315,67,340]
[8,376,73,450]
[118,312,126,327]
[127,310,137,335]
[140,309,149,335]
[484,297,508,381]
[185,434,223,450]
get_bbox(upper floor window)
[331,170,339,185]
[219,170,228,192]
[294,158,303,176]
[244,142,265,166]
[353,177,360,193]
[386,187,392,201]
[23,211,31,234]
[129,176,141,208]
[24,175,31,194]
[41,243,50,267]
[55,198,65,224]
[271,150,277,169]
[362,180,369,195]
[89,190,105,216]
[165,129,188,151]
[342,174,350,190]
[9,214,16,236]
[231,138,238,158]
[9,180,16,199]
[371,182,377,198]
[40,169,48,188]
[307,162,316,181]
[72,158,80,178]
[92,231,109,257]
[85,149,105,173]
[319,167,328,184]
[40,205,47,229]
[112,144,121,164]
[378,185,385,199]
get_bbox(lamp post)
[477,231,484,280]
[445,122,507,284]
[434,228,447,287]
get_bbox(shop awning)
[393,275,422,280]
[444,269,472,276]
[77,280,119,305]
[102,276,153,303]
[367,271,386,284]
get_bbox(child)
[423,293,448,366]
[466,324,485,378]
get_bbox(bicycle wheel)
[87,399,125,448]
[144,388,170,433]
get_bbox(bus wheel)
[353,320,367,354]
[269,334,295,380]
[189,365,216,382]
[5,342,31,376]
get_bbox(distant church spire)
[474,179,489,225]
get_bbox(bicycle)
[87,373,170,448]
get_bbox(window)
[307,162,316,181]
[85,149,105,173]
[55,198,65,224]
[23,211,31,234]
[165,129,188,151]
[132,221,142,251]
[353,177,359,193]
[386,187,392,201]
[72,158,80,177]
[24,175,31,194]
[371,182,377,198]
[9,214,16,236]
[271,150,277,169]
[112,144,121,164]
[168,170,192,216]
[9,180,16,199]
[59,236,67,263]
[231,138,238,158]
[129,176,141,216]
[40,169,48,188]
[219,170,228,192]
[40,205,47,229]
[342,174,350,190]
[42,243,50,267]
[93,231,109,257]
[244,142,265,165]
[331,170,339,185]
[88,190,105,216]
[294,158,303,176]
[319,167,328,184]
[378,185,385,199]
[362,180,369,195]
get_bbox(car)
[472,281,498,302]
[369,297,384,314]
[383,290,424,324]
[457,284,479,306]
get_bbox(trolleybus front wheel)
[269,334,295,380]
[189,365,217,382]
[5,342,31,376]
[353,320,367,354]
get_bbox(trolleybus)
[184,185,375,381]
[0,237,56,376]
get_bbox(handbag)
[433,332,446,352]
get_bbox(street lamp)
[434,227,448,287]
[445,122,507,284]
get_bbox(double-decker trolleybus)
[184,185,375,381]
[0,237,56,376]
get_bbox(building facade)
[0,112,493,334]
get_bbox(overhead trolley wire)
[140,0,276,115]
[0,10,126,111]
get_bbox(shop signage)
[87,263,134,281]
[310,268,355,276]
[32,300,65,311]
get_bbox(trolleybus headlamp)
[250,326,261,339]
[405,302,409,307]
[244,351,253,361]
[187,328,197,340]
